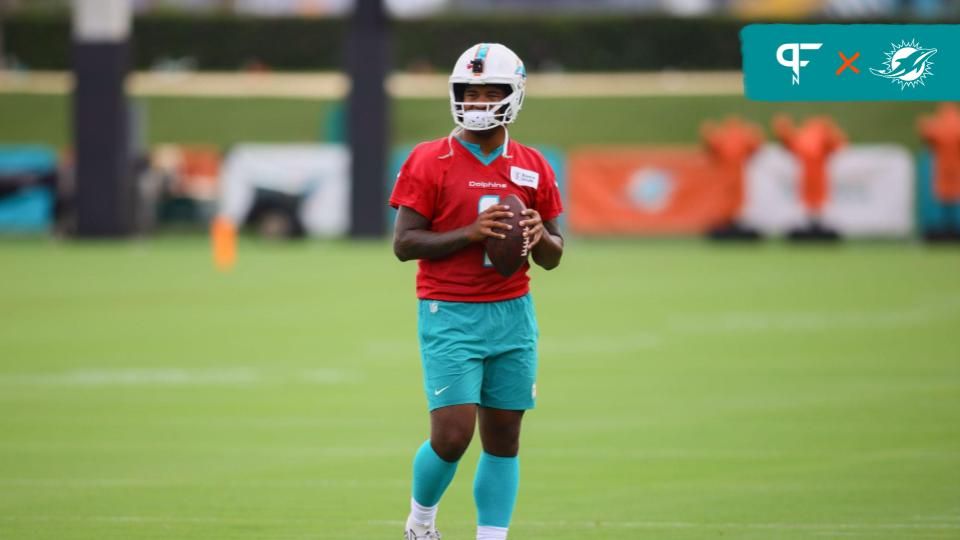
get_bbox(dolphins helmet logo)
[870,39,937,89]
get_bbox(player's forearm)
[531,233,563,270]
[394,226,473,261]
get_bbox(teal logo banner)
[742,24,960,101]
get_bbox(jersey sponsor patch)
[510,166,539,189]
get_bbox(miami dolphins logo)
[870,39,937,89]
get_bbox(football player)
[390,43,564,540]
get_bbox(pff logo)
[777,43,823,85]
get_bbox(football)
[484,194,531,277]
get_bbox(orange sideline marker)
[211,216,237,271]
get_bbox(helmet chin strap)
[439,127,463,160]
[439,125,511,160]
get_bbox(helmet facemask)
[450,83,522,131]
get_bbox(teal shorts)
[417,293,538,411]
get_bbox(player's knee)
[483,430,520,457]
[431,427,473,461]
[487,419,521,442]
[480,419,522,456]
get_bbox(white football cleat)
[405,514,441,539]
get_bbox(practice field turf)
[0,238,958,539]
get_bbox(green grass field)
[1,238,958,539]
[0,93,938,150]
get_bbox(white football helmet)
[449,43,526,131]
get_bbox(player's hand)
[466,204,514,242]
[519,209,544,249]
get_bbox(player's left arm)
[520,211,563,270]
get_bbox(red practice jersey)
[390,136,563,302]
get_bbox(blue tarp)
[0,145,57,176]
[0,145,58,232]
[0,187,54,233]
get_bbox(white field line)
[361,333,661,358]
[364,296,958,360]
[669,295,960,335]
[1,415,398,429]
[0,441,411,457]
[0,70,743,98]
[539,333,661,354]
[1,441,954,463]
[0,367,361,387]
[0,478,406,488]
[911,514,960,522]
[361,339,417,357]
[1,516,957,531]
[368,519,960,531]
[0,515,314,525]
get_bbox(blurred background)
[0,0,959,240]
[0,1,958,539]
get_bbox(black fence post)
[347,0,390,238]
[72,0,133,237]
